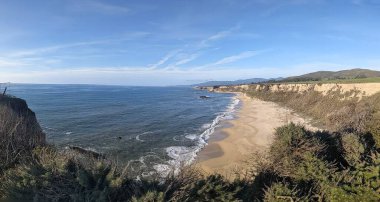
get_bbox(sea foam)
[154,95,240,176]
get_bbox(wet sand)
[196,93,318,175]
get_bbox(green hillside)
[282,68,380,83]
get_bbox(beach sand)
[196,93,318,175]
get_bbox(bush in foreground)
[1,91,380,201]
[256,124,380,201]
[0,146,244,201]
[1,124,380,201]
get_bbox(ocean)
[8,84,239,176]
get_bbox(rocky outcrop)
[0,95,46,167]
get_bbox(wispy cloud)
[213,51,260,66]
[0,33,149,70]
[6,32,149,58]
[147,50,181,70]
[0,58,27,68]
[1,23,258,83]
[0,57,62,69]
[8,40,110,58]
[5,60,377,86]
[193,50,264,70]
[70,0,130,15]
[174,54,200,66]
[198,26,239,47]
[148,26,239,70]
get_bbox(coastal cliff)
[0,95,46,169]
[200,83,380,98]
[201,82,380,144]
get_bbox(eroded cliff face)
[200,83,380,99]
[0,95,46,165]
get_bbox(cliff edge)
[0,95,45,168]
[200,82,380,99]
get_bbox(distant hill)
[193,69,380,87]
[283,68,380,82]
[194,78,280,87]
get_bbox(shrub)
[0,147,119,201]
[249,122,380,201]
[131,191,165,202]
[341,133,365,166]
[264,182,308,202]
[168,174,240,201]
[0,96,45,172]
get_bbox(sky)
[0,0,380,86]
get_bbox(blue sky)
[1,0,380,86]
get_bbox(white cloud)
[7,33,148,58]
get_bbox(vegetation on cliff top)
[1,88,380,201]
[0,95,45,172]
[244,87,380,148]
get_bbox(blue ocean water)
[8,84,238,176]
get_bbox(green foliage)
[246,87,380,149]
[257,123,380,201]
[1,91,380,201]
[131,191,165,202]
[326,153,380,201]
[0,147,118,201]
[0,147,242,201]
[264,183,308,202]
[172,175,240,201]
[365,93,380,148]
[341,133,365,166]
[270,124,329,180]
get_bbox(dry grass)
[0,96,46,172]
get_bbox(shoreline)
[195,92,319,175]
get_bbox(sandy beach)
[196,93,318,175]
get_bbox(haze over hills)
[195,68,380,86]
[193,78,284,87]
[194,78,268,87]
